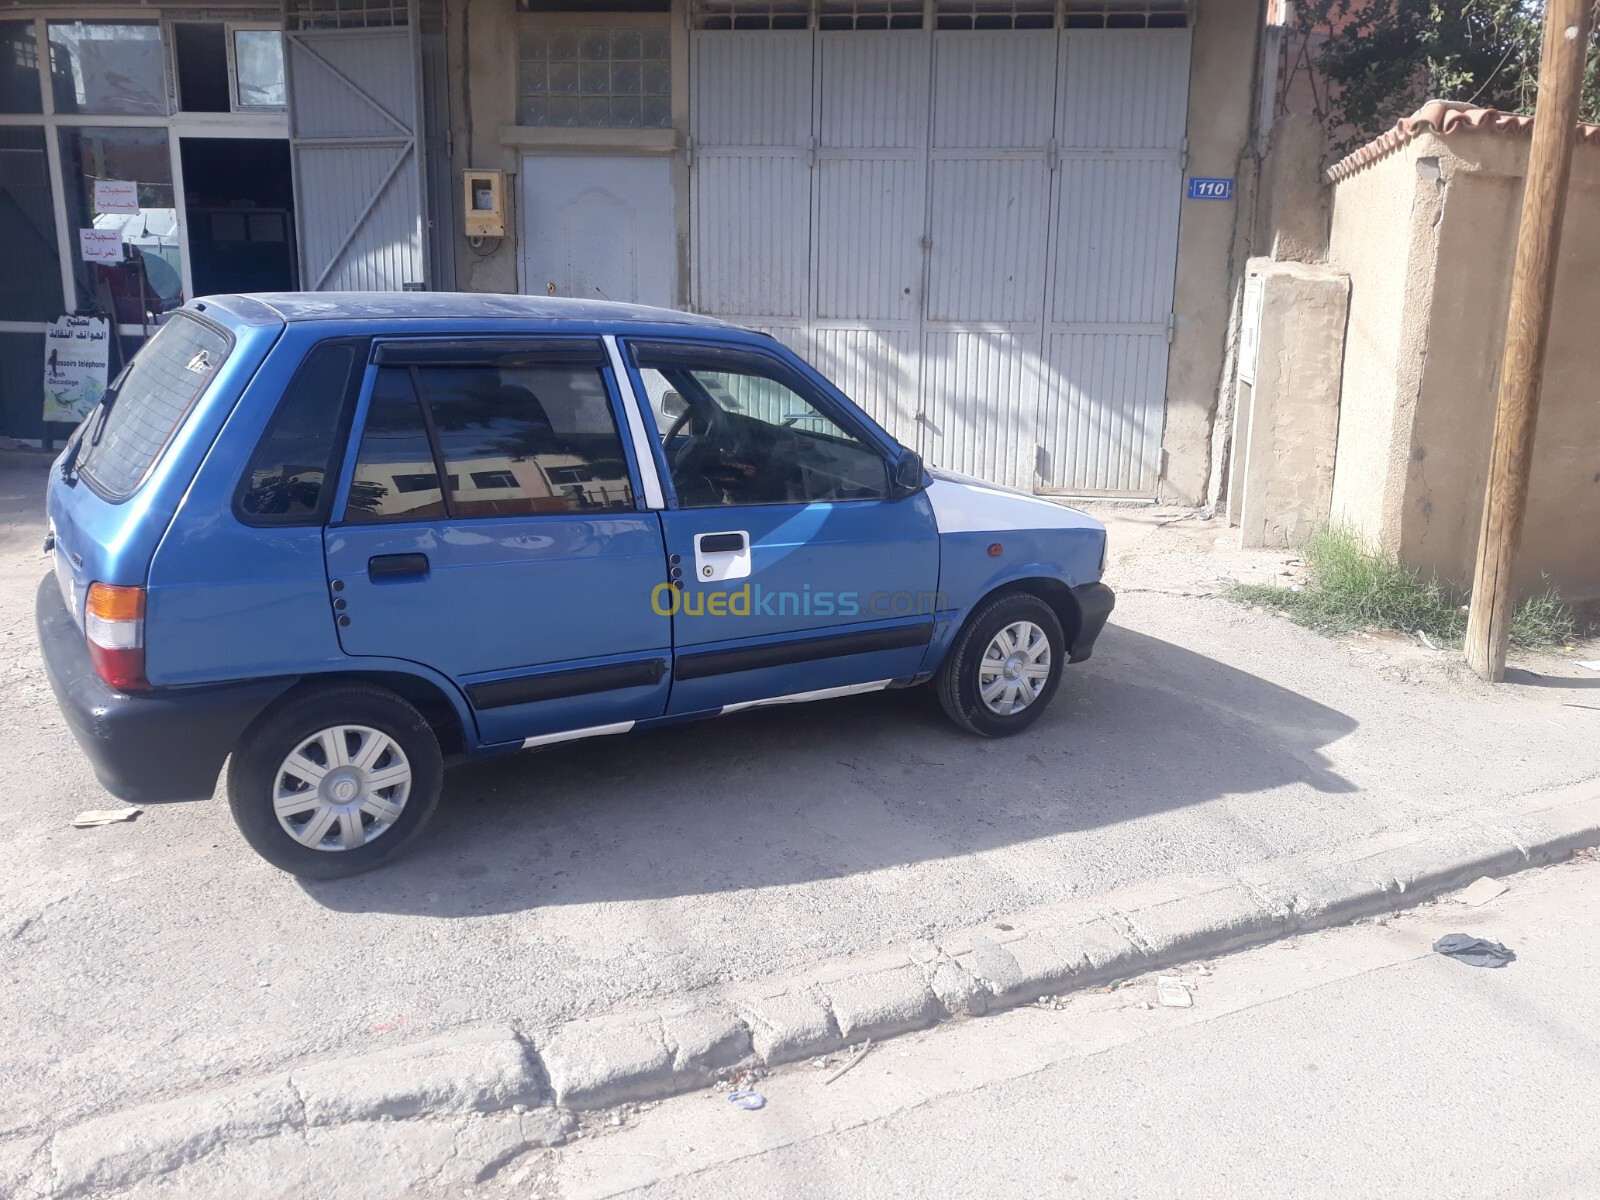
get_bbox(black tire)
[227,682,443,879]
[936,591,1066,738]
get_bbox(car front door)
[620,339,940,715]
[324,337,671,747]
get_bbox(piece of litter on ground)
[71,806,142,828]
[1414,629,1440,651]
[824,1039,873,1085]
[1433,933,1516,968]
[1457,876,1508,907]
[1577,660,1600,672]
[1156,976,1193,1008]
[727,1089,765,1111]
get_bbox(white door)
[919,31,1056,490]
[1038,30,1191,496]
[688,30,813,353]
[286,26,429,290]
[519,156,675,307]
[811,31,929,442]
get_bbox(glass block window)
[518,27,672,128]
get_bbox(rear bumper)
[1068,581,1115,663]
[36,574,294,803]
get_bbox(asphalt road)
[3,460,1597,1138]
[555,856,1600,1200]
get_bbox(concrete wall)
[1235,258,1348,548]
[1161,0,1267,506]
[1327,130,1600,601]
[1325,140,1442,548]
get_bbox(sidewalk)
[2,473,1597,1195]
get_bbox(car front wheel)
[227,682,443,879]
[936,591,1065,737]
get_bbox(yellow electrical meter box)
[462,169,506,238]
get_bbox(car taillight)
[85,582,148,693]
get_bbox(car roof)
[193,291,738,331]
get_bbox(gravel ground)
[2,464,1595,1138]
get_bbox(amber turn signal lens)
[86,582,145,622]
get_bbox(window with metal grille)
[284,0,408,32]
[933,0,1053,30]
[818,0,924,30]
[694,0,810,31]
[694,0,1189,29]
[1063,0,1188,28]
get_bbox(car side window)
[343,368,446,523]
[235,340,363,524]
[343,357,636,523]
[630,346,888,508]
[414,363,634,516]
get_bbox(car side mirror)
[890,450,925,498]
[659,390,688,419]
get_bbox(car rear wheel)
[936,591,1065,737]
[227,683,442,879]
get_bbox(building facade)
[0,0,1265,503]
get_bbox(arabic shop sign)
[43,315,111,424]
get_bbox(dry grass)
[1229,527,1579,650]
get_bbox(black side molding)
[466,658,668,710]
[675,622,933,681]
[373,338,606,367]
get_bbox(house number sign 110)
[1187,177,1235,200]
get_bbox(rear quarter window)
[234,339,365,525]
[78,312,232,501]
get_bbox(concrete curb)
[9,785,1596,1196]
[530,782,1600,1107]
[20,1028,570,1200]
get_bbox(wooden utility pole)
[1466,0,1595,681]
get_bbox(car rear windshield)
[78,312,233,500]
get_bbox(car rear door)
[323,336,671,747]
[620,338,940,715]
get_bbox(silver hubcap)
[273,725,412,853]
[978,620,1052,716]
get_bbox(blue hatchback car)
[38,294,1113,878]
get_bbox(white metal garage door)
[689,18,1190,496]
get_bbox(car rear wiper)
[86,384,119,447]
[58,385,118,488]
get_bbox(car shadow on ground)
[302,624,1359,917]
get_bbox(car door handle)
[693,531,751,583]
[697,532,746,554]
[368,552,430,580]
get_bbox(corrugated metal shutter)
[689,31,813,345]
[811,30,928,443]
[285,26,428,291]
[688,21,1191,497]
[919,31,1054,489]
[1039,29,1190,495]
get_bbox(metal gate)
[689,20,1192,496]
[284,6,430,291]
